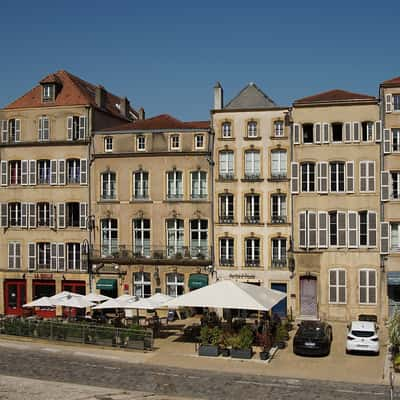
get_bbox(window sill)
[267,177,288,182]
[241,178,264,182]
[241,222,264,226]
[267,222,290,227]
[98,199,120,204]
[243,136,261,141]
[218,137,235,141]
[270,136,288,140]
[216,178,238,183]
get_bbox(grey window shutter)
[368,161,375,192]
[79,202,87,228]
[1,120,8,143]
[314,123,321,144]
[338,270,346,303]
[58,243,65,271]
[29,203,36,228]
[43,117,49,140]
[58,159,66,185]
[375,121,382,142]
[368,211,377,247]
[29,160,37,185]
[344,122,352,142]
[353,122,360,142]
[58,203,65,229]
[337,211,347,247]
[38,117,42,140]
[67,116,73,140]
[51,243,58,270]
[79,116,87,139]
[8,242,15,269]
[384,129,391,154]
[21,203,28,228]
[322,123,330,143]
[28,243,36,270]
[21,160,29,185]
[318,211,328,248]
[15,119,21,142]
[381,171,390,201]
[293,124,300,144]
[0,160,7,186]
[360,161,367,192]
[50,160,58,185]
[299,211,307,248]
[346,161,354,193]
[15,242,21,269]
[0,203,8,227]
[381,222,390,254]
[386,94,393,113]
[348,211,358,248]
[317,162,328,193]
[308,211,317,248]
[49,204,55,228]
[291,162,299,194]
[80,159,88,185]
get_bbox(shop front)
[4,280,26,316]
[96,278,118,298]
[62,280,87,317]
[32,280,56,318]
[188,274,209,291]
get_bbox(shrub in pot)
[259,348,270,360]
[394,354,400,372]
[198,326,221,357]
[229,326,253,359]
[274,324,287,349]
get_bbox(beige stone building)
[0,70,136,315]
[90,114,212,299]
[291,89,382,322]
[211,82,292,317]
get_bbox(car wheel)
[346,349,350,355]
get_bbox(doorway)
[271,283,287,317]
[4,280,26,316]
[300,276,317,317]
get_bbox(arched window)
[222,122,232,138]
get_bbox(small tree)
[389,309,400,353]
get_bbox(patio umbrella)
[50,291,85,301]
[123,297,158,310]
[53,295,95,308]
[23,297,55,308]
[148,293,174,307]
[92,294,136,310]
[84,292,111,303]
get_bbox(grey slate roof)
[224,83,277,110]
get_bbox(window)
[359,211,368,246]
[195,135,204,149]
[67,243,81,270]
[219,151,234,179]
[271,150,287,178]
[330,162,345,192]
[362,121,374,142]
[245,194,260,223]
[190,219,208,257]
[359,269,376,304]
[9,203,21,227]
[166,273,184,297]
[245,238,260,266]
[360,161,375,192]
[69,116,83,140]
[329,212,337,246]
[329,269,346,304]
[104,137,113,152]
[222,122,232,138]
[301,162,315,192]
[8,119,20,143]
[272,238,286,267]
[219,237,234,265]
[133,171,149,199]
[391,172,400,199]
[191,171,207,199]
[37,202,50,227]
[332,123,343,142]
[42,84,55,102]
[167,170,183,199]
[137,135,146,151]
[274,120,284,137]
[38,116,49,141]
[134,272,151,298]
[8,242,21,269]
[9,161,21,185]
[37,242,51,269]
[391,223,400,252]
[302,123,313,143]
[133,219,151,257]
[101,171,116,200]
[38,160,50,184]
[166,219,184,256]
[219,194,234,223]
[67,159,80,184]
[247,121,258,138]
[394,95,400,111]
[101,219,118,256]
[393,129,400,152]
[244,150,260,179]
[170,135,180,150]
[271,194,286,223]
[66,202,80,227]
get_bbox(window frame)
[170,134,181,150]
[136,135,146,151]
[134,271,152,298]
[328,268,347,304]
[104,136,113,152]
[247,121,258,138]
[194,134,205,149]
[221,122,232,138]
[133,218,151,257]
[219,237,234,265]
[359,268,377,305]
[301,162,315,192]
[101,171,117,200]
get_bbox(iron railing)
[271,258,287,269]
[219,173,235,180]
[271,215,287,224]
[220,257,234,266]
[244,216,260,224]
[245,259,260,267]
[219,216,234,224]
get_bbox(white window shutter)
[79,116,87,139]
[28,203,36,228]
[381,222,390,254]
[80,159,88,185]
[58,159,66,185]
[0,160,7,186]
[15,119,21,142]
[21,203,28,228]
[58,203,65,229]
[317,162,328,194]
[384,129,391,154]
[50,160,57,185]
[67,116,73,140]
[58,243,65,271]
[322,123,330,143]
[8,242,15,269]
[348,211,358,248]
[299,211,307,248]
[337,211,347,247]
[386,94,393,113]
[291,162,299,194]
[21,160,29,185]
[344,122,352,142]
[314,123,321,144]
[51,243,58,271]
[29,160,37,185]
[28,243,36,270]
[49,204,55,228]
[318,211,328,248]
[368,211,377,247]
[353,122,360,142]
[43,117,49,140]
[293,124,300,144]
[360,161,367,192]
[79,202,87,228]
[375,121,382,142]
[368,161,375,192]
[1,120,8,143]
[346,161,354,193]
[308,211,317,248]
[38,117,43,140]
[0,203,8,227]
[381,171,390,201]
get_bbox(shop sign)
[34,273,53,279]
[229,273,256,279]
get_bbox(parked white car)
[346,321,379,355]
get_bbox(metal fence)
[0,318,153,351]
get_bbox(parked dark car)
[293,321,332,356]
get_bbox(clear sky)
[1,0,399,120]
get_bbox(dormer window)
[170,135,180,150]
[104,137,113,152]
[42,84,55,102]
[137,135,146,151]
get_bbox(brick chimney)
[95,85,106,109]
[138,107,145,120]
[214,82,223,110]
[120,96,130,119]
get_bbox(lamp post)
[82,239,92,292]
[287,238,296,278]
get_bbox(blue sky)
[1,0,399,120]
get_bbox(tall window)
[271,194,286,223]
[9,161,21,185]
[222,122,232,138]
[67,243,81,270]
[8,119,20,143]
[393,129,400,152]
[9,203,21,227]
[66,202,80,227]
[104,137,113,152]
[302,123,313,143]
[134,272,151,298]
[167,170,183,199]
[247,121,258,138]
[101,219,118,256]
[219,237,234,265]
[274,120,284,137]
[37,202,50,227]
[244,150,260,178]
[195,134,204,149]
[8,242,21,269]
[359,269,376,304]
[362,121,374,142]
[219,151,234,179]
[37,242,51,269]
[67,159,80,184]
[136,135,146,151]
[38,160,50,184]
[301,162,315,192]
[101,171,116,200]
[166,219,184,256]
[133,171,149,199]
[219,194,234,223]
[245,238,260,266]
[360,161,375,192]
[330,162,345,192]
[332,123,343,142]
[133,219,151,257]
[271,150,287,178]
[329,269,346,304]
[38,116,49,141]
[359,211,368,246]
[166,273,184,297]
[272,238,286,267]
[394,95,400,111]
[190,219,208,257]
[191,171,207,199]
[170,135,180,150]
[245,194,260,223]
[391,223,400,252]
[392,172,400,199]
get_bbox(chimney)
[214,82,223,110]
[120,96,130,119]
[95,85,106,109]
[138,107,145,120]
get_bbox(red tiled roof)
[294,89,376,105]
[381,76,400,86]
[5,70,137,120]
[99,114,210,132]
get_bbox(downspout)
[208,117,215,281]
[86,105,93,292]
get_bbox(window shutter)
[308,211,317,248]
[79,116,87,139]
[384,129,391,154]
[58,159,66,185]
[337,211,347,247]
[1,120,8,143]
[49,204,55,228]
[345,161,354,193]
[317,162,328,194]
[15,119,21,142]
[353,122,360,142]
[368,211,377,247]
[344,122,352,142]
[381,222,390,254]
[375,121,382,142]
[79,202,87,228]
[21,160,29,185]
[0,160,7,186]
[381,171,390,201]
[291,162,299,194]
[348,211,358,248]
[368,161,375,192]
[67,116,73,140]
[43,117,49,140]
[293,124,300,144]
[58,203,65,229]
[314,123,321,144]
[386,94,393,113]
[299,211,307,248]
[8,242,15,269]
[58,243,65,271]
[338,270,346,303]
[21,203,28,228]
[50,160,58,185]
[28,203,36,228]
[318,211,328,248]
[322,123,330,143]
[28,243,36,270]
[29,160,37,185]
[51,243,58,271]
[80,159,88,185]
[38,117,43,140]
[360,161,367,192]
[0,203,8,227]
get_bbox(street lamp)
[287,238,296,278]
[82,239,92,291]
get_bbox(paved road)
[0,345,395,400]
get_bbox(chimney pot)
[214,82,223,110]
[95,85,106,109]
[120,96,130,119]
[138,107,145,120]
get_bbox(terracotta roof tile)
[294,89,376,105]
[381,76,400,86]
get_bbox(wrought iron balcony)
[270,172,287,180]
[243,173,261,181]
[219,173,235,181]
[244,215,260,224]
[245,259,260,267]
[220,257,234,266]
[271,215,287,224]
[219,216,234,224]
[271,258,287,269]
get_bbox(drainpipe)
[86,105,93,292]
[207,118,215,281]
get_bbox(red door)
[4,280,26,316]
[32,280,56,318]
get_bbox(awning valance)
[188,274,209,290]
[96,279,117,290]
[388,272,400,285]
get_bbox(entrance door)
[300,276,317,317]
[271,283,287,317]
[4,280,26,315]
[388,285,400,318]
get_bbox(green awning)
[96,279,117,290]
[189,274,208,290]
[388,272,400,285]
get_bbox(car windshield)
[299,325,325,338]
[351,330,375,338]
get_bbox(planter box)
[260,351,270,360]
[198,344,220,357]
[230,348,252,359]
[221,348,230,357]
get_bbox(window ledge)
[241,178,264,182]
[267,177,288,182]
[130,199,153,203]
[267,222,290,227]
[98,199,120,204]
[270,136,288,140]
[243,137,261,141]
[218,137,235,141]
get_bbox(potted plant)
[198,326,221,357]
[219,332,230,357]
[229,326,253,359]
[274,324,287,349]
[394,354,400,373]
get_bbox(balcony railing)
[270,172,287,180]
[219,216,234,224]
[100,194,116,201]
[220,257,234,266]
[245,259,260,267]
[166,194,184,200]
[191,193,208,200]
[219,173,235,181]
[244,215,260,224]
[243,173,261,180]
[271,215,287,224]
[271,258,287,269]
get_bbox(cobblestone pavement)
[0,344,396,400]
